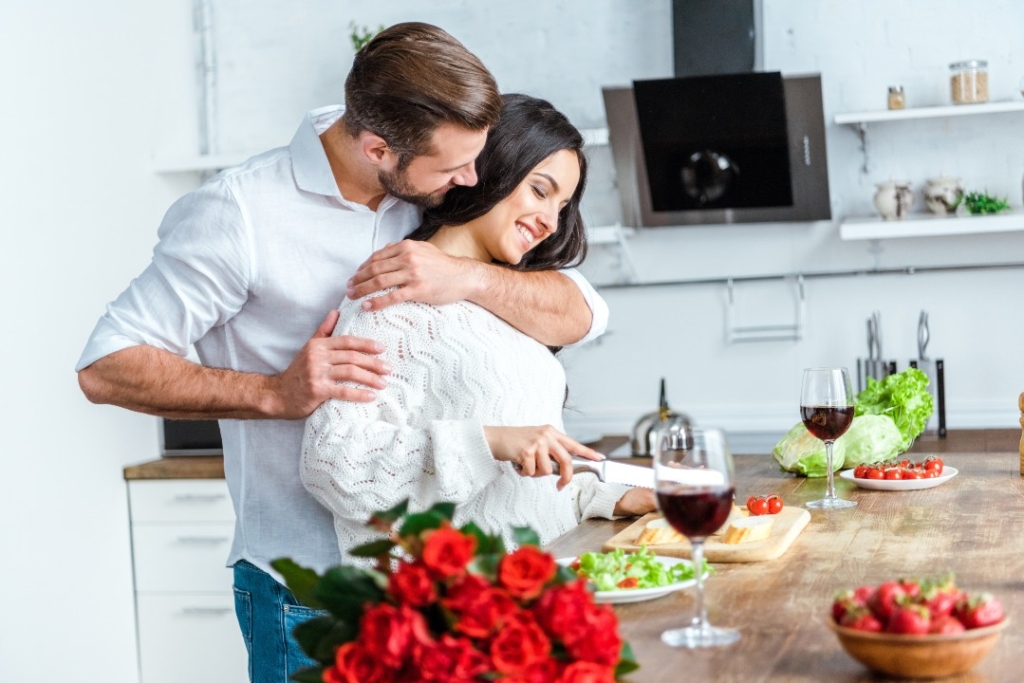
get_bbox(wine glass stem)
[824,441,836,500]
[691,539,709,631]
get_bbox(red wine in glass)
[652,425,740,648]
[800,405,854,442]
[658,485,735,539]
[801,367,857,510]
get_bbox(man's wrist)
[462,259,501,306]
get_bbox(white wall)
[1,2,196,682]
[3,1,1022,681]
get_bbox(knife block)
[910,358,946,438]
[856,358,897,393]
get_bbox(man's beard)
[378,167,451,208]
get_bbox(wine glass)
[653,422,740,648]
[801,367,857,510]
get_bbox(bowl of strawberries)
[829,574,1008,679]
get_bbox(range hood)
[602,72,831,227]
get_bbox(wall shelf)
[840,210,1024,240]
[834,100,1024,126]
[153,153,250,174]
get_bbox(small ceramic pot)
[925,176,963,215]
[874,181,915,220]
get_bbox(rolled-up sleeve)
[558,268,608,348]
[76,179,251,370]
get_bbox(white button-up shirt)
[77,105,609,576]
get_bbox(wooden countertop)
[546,449,1024,682]
[122,429,1020,480]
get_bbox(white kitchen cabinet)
[127,479,247,683]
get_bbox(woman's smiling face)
[470,149,582,265]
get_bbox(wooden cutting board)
[602,507,811,562]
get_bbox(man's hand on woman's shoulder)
[347,240,483,311]
[268,310,392,419]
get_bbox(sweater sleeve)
[300,300,504,525]
[566,473,631,521]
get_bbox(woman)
[301,94,655,558]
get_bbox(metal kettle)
[630,378,693,456]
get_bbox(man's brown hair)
[343,22,502,168]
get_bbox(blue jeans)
[232,560,328,683]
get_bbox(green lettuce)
[854,368,934,451]
[839,414,902,467]
[772,422,846,477]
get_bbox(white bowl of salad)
[558,547,708,604]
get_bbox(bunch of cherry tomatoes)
[745,493,784,515]
[851,456,944,481]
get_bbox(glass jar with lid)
[950,60,988,104]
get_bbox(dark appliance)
[161,418,223,456]
[602,73,831,227]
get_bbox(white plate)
[556,555,700,604]
[839,466,959,491]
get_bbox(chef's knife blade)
[554,457,654,488]
[918,311,930,360]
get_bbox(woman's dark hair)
[343,22,502,168]
[407,93,589,271]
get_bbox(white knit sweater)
[300,295,627,562]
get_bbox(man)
[76,22,607,683]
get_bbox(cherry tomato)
[884,468,903,480]
[617,577,639,589]
[746,495,758,510]
[854,465,869,479]
[747,497,769,516]
[867,467,885,480]
[924,469,940,478]
[766,494,784,514]
[925,457,944,475]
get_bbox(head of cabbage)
[772,415,902,477]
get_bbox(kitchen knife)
[553,457,655,488]
[911,310,939,431]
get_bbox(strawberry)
[918,577,961,620]
[954,593,1005,629]
[832,588,869,622]
[853,585,873,603]
[839,606,883,632]
[929,614,966,635]
[898,577,922,599]
[868,581,907,622]
[886,604,931,635]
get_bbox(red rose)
[416,633,490,682]
[360,603,428,669]
[389,560,438,607]
[421,524,477,579]
[499,658,561,683]
[565,605,621,667]
[558,661,616,683]
[499,546,557,600]
[532,579,594,643]
[323,642,391,683]
[490,613,552,675]
[443,574,518,638]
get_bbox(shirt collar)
[289,105,348,199]
[289,104,408,214]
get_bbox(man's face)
[378,123,488,208]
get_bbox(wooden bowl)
[827,619,1008,679]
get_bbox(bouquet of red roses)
[272,499,639,683]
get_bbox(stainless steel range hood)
[602,73,831,227]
